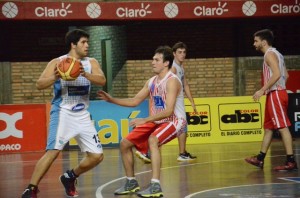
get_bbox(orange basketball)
[56,57,81,81]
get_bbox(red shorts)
[126,122,178,153]
[264,90,291,130]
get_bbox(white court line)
[184,183,292,198]
[95,158,253,198]
[95,153,300,198]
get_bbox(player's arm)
[83,58,106,86]
[144,77,180,123]
[36,58,60,90]
[98,79,150,107]
[182,74,197,112]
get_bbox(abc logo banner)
[219,102,262,131]
[168,96,265,145]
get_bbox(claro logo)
[271,0,300,14]
[194,2,229,16]
[35,3,73,17]
[116,3,152,18]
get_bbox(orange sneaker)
[274,162,298,171]
[245,156,264,168]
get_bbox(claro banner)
[0,0,299,21]
[0,104,47,153]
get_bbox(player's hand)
[54,65,61,80]
[253,90,264,102]
[97,90,112,102]
[79,64,87,77]
[191,103,197,113]
[129,118,146,128]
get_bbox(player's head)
[65,29,90,51]
[172,41,187,52]
[253,29,274,46]
[155,45,174,69]
[172,42,187,63]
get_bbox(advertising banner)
[168,96,266,145]
[1,1,299,21]
[68,100,149,147]
[0,104,47,153]
[286,71,300,93]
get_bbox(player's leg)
[115,123,155,195]
[60,111,103,197]
[22,109,68,198]
[270,91,297,171]
[138,121,182,198]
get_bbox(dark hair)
[172,41,187,52]
[155,46,174,69]
[65,29,89,50]
[253,29,274,46]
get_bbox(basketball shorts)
[46,107,103,154]
[127,119,186,153]
[264,90,291,130]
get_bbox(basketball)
[57,57,81,81]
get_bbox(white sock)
[127,177,135,180]
[151,179,160,183]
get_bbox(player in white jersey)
[22,29,106,198]
[98,46,187,197]
[171,42,197,161]
[245,29,297,171]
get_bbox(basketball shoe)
[245,155,264,168]
[135,150,151,163]
[137,182,163,197]
[60,170,78,197]
[21,185,39,198]
[274,161,298,171]
[114,178,140,195]
[177,151,197,162]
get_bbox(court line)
[95,154,296,198]
[184,183,296,198]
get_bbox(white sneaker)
[135,150,151,163]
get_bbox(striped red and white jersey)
[263,47,287,94]
[148,71,186,124]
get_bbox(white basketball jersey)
[172,60,184,85]
[52,55,91,111]
[263,48,287,94]
[148,71,186,124]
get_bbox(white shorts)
[47,107,103,154]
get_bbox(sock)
[151,179,160,183]
[67,169,78,178]
[257,151,266,161]
[127,177,136,180]
[27,184,38,190]
[287,155,295,163]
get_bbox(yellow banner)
[168,95,266,145]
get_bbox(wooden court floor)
[1,139,300,198]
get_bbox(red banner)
[0,104,47,153]
[0,1,299,21]
[286,71,300,93]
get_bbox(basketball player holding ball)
[21,29,106,198]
